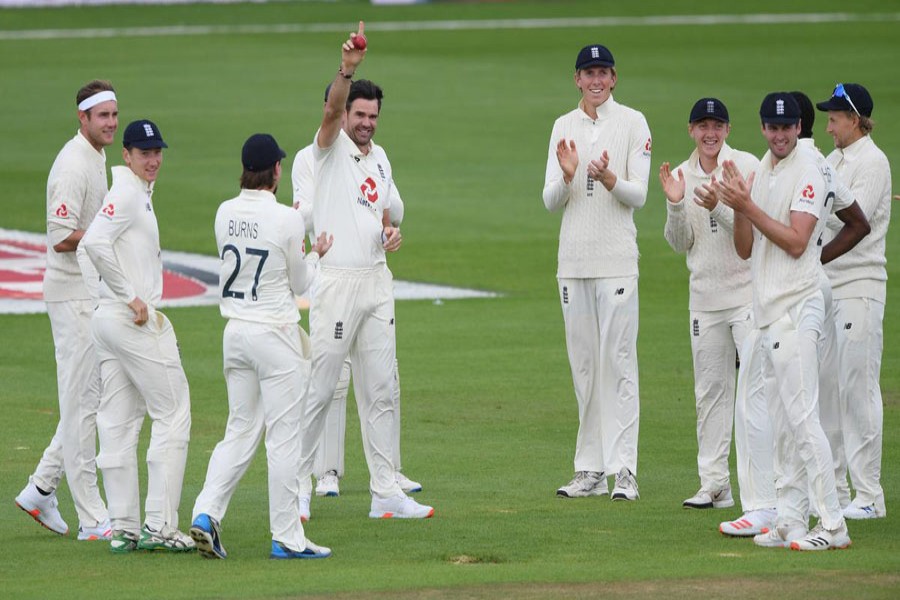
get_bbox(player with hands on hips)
[190,133,332,560]
[82,119,194,554]
[544,43,651,502]
[297,22,434,520]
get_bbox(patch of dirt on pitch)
[277,572,899,600]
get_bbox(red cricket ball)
[353,34,367,50]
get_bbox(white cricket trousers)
[192,320,309,551]
[558,276,639,475]
[761,291,844,531]
[689,304,753,492]
[824,297,885,511]
[313,357,404,478]
[30,299,108,528]
[300,266,400,498]
[733,328,776,512]
[92,305,191,534]
[815,281,851,507]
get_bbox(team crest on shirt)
[101,203,115,218]
[55,203,68,218]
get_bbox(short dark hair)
[75,80,115,114]
[789,91,815,139]
[346,79,384,112]
[240,164,277,190]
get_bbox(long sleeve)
[664,198,693,253]
[286,210,318,297]
[82,196,138,304]
[292,145,316,237]
[609,115,651,209]
[542,121,570,212]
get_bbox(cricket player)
[190,134,332,560]
[14,80,115,541]
[715,91,870,540]
[816,83,891,519]
[659,98,758,510]
[715,92,850,550]
[297,22,434,519]
[292,87,420,499]
[82,119,194,553]
[543,44,651,501]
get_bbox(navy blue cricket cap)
[815,83,873,117]
[241,133,286,172]
[689,98,729,123]
[575,44,615,70]
[759,92,801,124]
[123,119,168,149]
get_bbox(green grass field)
[1,1,899,598]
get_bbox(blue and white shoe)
[270,539,331,559]
[395,472,423,494]
[190,513,226,559]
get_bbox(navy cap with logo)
[575,44,615,70]
[815,83,873,117]
[123,119,168,149]
[242,133,286,172]
[759,92,801,125]
[689,98,729,123]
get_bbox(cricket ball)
[353,34,367,50]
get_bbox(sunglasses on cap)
[833,83,860,116]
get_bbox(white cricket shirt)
[664,142,758,311]
[216,189,318,324]
[82,166,162,307]
[542,97,652,278]
[292,141,403,235]
[311,129,394,268]
[43,131,108,301]
[750,145,826,327]
[822,135,892,302]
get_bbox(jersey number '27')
[222,244,269,301]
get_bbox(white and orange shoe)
[15,482,68,536]
[78,519,112,541]
[719,508,776,537]
[369,494,433,519]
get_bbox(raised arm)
[317,21,367,150]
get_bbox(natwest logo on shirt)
[801,184,815,199]
[644,138,652,153]
[55,203,68,218]
[360,177,379,203]
[101,203,115,218]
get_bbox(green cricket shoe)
[137,525,197,552]
[110,530,139,554]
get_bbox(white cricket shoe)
[683,486,734,509]
[15,482,69,535]
[395,472,422,493]
[299,493,311,523]
[315,470,340,497]
[719,508,777,537]
[611,467,639,501]
[753,524,807,548]
[369,494,434,519]
[790,521,852,551]
[556,471,607,498]
[78,519,112,541]
[843,500,885,520]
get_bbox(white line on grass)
[1,12,898,41]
